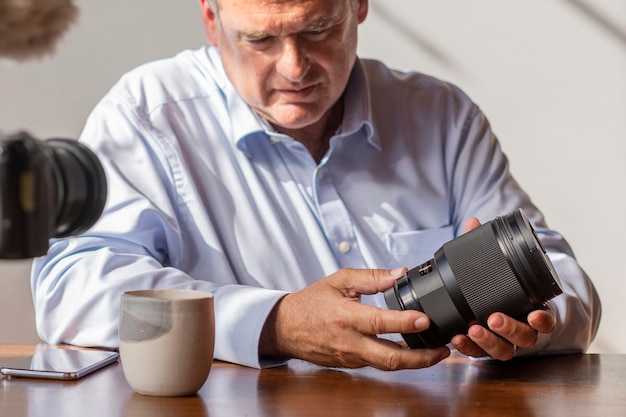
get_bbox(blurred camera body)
[0,3,102,258]
[0,131,106,258]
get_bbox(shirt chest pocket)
[385,226,455,269]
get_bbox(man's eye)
[307,29,328,37]
[249,37,270,44]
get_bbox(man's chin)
[260,107,326,133]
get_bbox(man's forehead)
[218,0,347,20]
[219,0,347,31]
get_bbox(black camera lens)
[384,209,563,349]
[0,131,107,258]
[45,138,107,238]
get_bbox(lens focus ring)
[442,222,531,324]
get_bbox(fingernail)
[490,314,505,330]
[453,337,466,350]
[470,326,484,339]
[414,317,429,330]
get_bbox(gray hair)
[208,0,359,17]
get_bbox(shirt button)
[317,170,325,180]
[338,241,351,253]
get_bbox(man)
[31,0,600,370]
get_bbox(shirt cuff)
[212,284,289,368]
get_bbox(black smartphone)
[0,348,119,380]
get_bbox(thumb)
[463,217,481,233]
[335,267,408,297]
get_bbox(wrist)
[259,295,291,360]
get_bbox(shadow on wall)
[371,0,626,71]
[369,2,464,74]
[564,0,626,47]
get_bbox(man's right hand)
[259,268,450,370]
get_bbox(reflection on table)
[1,345,625,417]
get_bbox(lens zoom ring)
[443,226,527,323]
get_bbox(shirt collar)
[338,58,377,149]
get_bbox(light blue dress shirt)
[31,46,600,368]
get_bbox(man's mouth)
[276,84,316,100]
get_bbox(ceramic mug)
[119,289,215,396]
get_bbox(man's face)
[200,0,368,133]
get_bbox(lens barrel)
[384,209,563,349]
[46,138,107,238]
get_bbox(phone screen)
[1,348,119,380]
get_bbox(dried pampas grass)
[0,0,78,61]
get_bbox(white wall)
[356,0,626,354]
[0,0,623,353]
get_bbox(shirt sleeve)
[444,99,601,354]
[29,87,287,369]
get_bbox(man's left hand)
[452,216,557,360]
[450,309,556,360]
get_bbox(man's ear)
[199,0,219,46]
[356,0,369,24]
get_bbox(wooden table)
[1,345,625,416]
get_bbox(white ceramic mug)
[119,289,215,396]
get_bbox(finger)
[467,324,517,360]
[486,313,538,349]
[463,217,481,233]
[334,267,408,297]
[359,337,451,371]
[351,305,432,336]
[527,309,556,333]
[450,334,488,358]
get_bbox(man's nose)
[275,38,310,83]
